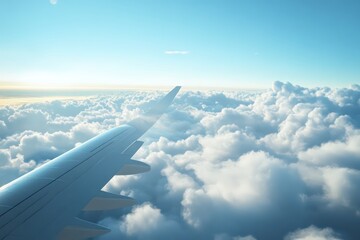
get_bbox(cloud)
[298,134,360,169]
[120,203,181,239]
[322,167,360,208]
[164,50,190,55]
[215,234,257,240]
[284,225,342,240]
[49,0,58,5]
[1,82,360,239]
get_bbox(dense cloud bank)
[1,82,360,239]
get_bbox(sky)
[0,0,359,89]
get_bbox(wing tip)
[127,86,181,133]
[164,86,181,101]
[172,85,181,94]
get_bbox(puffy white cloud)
[284,225,342,240]
[1,82,360,239]
[190,151,287,206]
[0,150,10,166]
[98,202,183,240]
[0,120,6,132]
[162,166,198,194]
[322,167,360,208]
[235,236,257,240]
[200,107,275,137]
[298,134,360,169]
[121,203,163,235]
[215,233,257,240]
[120,203,181,238]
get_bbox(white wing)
[0,86,181,240]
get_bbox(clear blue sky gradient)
[0,0,359,88]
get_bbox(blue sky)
[0,0,359,88]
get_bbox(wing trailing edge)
[116,159,150,175]
[58,217,110,240]
[83,191,135,211]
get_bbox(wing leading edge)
[0,86,181,240]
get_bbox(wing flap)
[58,217,110,240]
[83,191,135,211]
[116,159,150,175]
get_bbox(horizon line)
[0,81,267,92]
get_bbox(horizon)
[0,81,266,91]
[1,80,359,92]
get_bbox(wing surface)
[0,86,181,240]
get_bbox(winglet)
[147,86,181,115]
[128,86,181,135]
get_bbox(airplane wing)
[0,86,181,240]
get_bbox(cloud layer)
[1,82,360,239]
